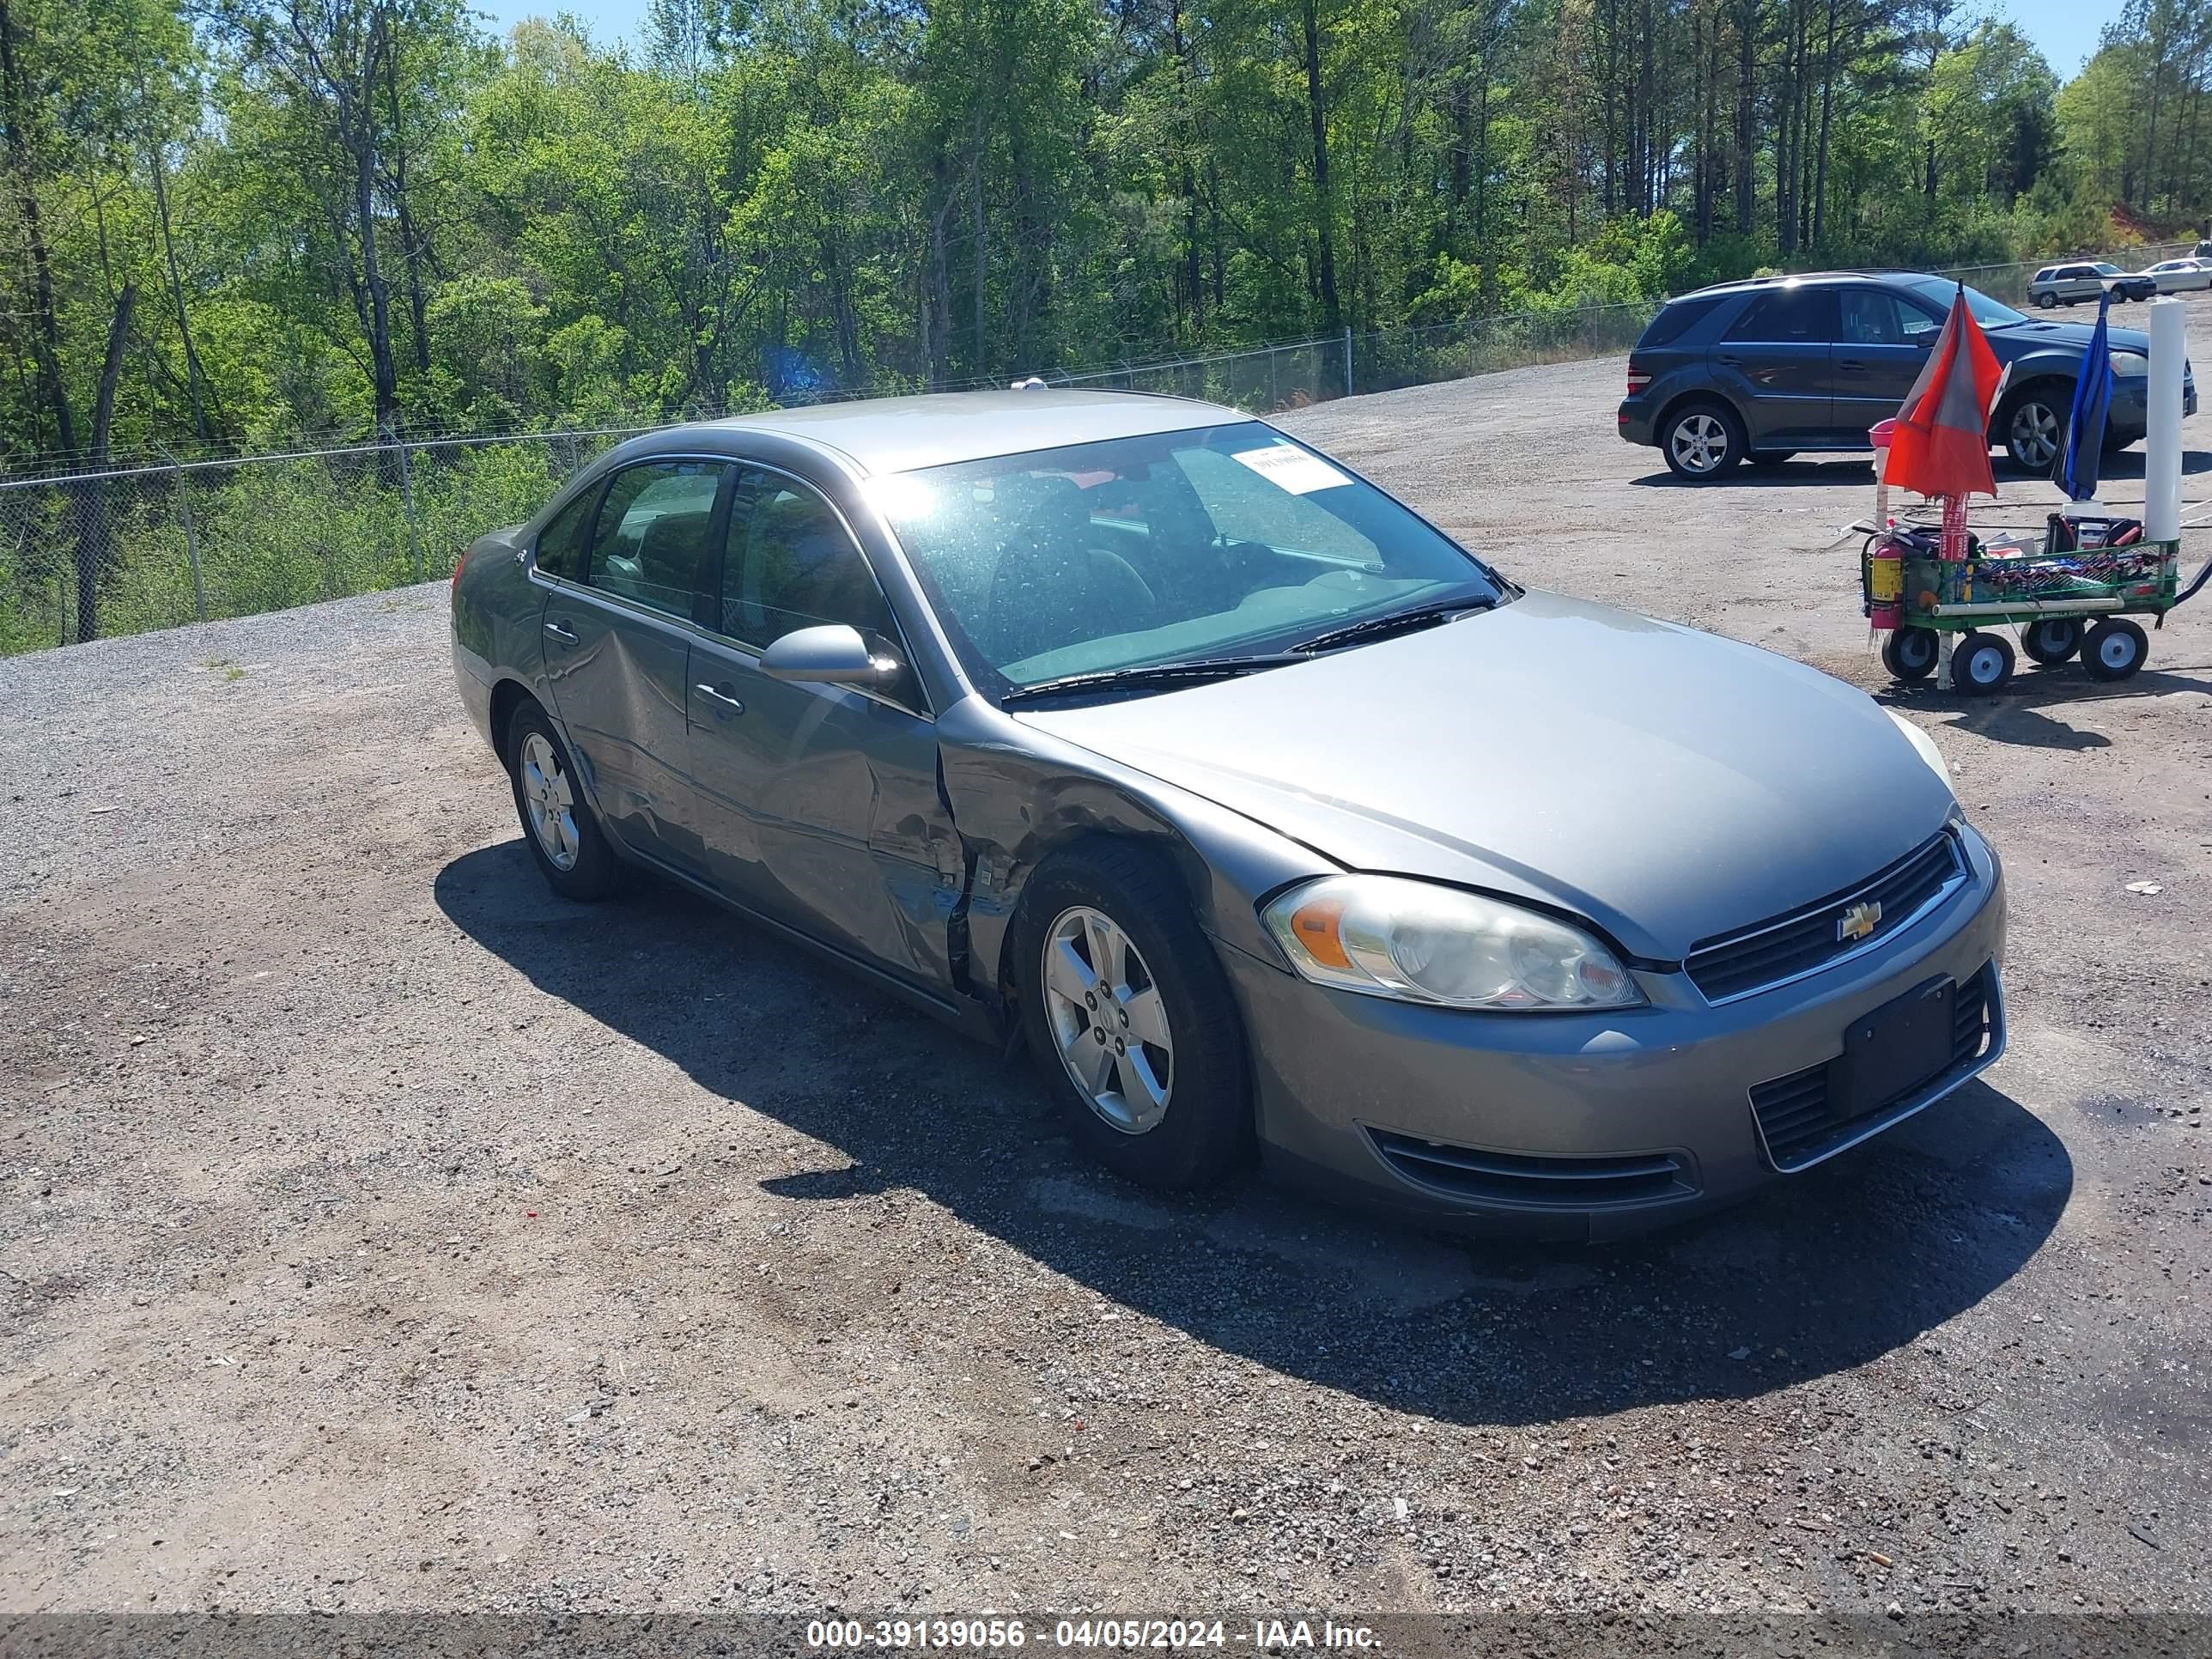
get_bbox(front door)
[684,467,963,996]
[1833,288,1942,439]
[540,458,729,871]
[1713,286,1839,447]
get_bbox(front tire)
[1015,842,1250,1189]
[1952,630,2016,696]
[2036,292,2058,310]
[1660,401,1745,481]
[507,701,619,901]
[2083,617,2148,681]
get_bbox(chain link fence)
[3,246,2197,656]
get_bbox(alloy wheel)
[2009,402,2061,470]
[1042,906,1175,1134]
[518,732,580,872]
[1669,412,1729,475]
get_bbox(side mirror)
[760,623,893,686]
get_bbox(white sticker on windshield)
[1230,442,1350,495]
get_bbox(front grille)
[1686,831,1967,1003]
[1368,1128,1694,1208]
[1750,963,1994,1170]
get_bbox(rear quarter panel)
[451,526,542,756]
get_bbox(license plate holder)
[1829,976,1954,1121]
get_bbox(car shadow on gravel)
[436,841,2070,1429]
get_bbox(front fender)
[933,696,1337,1015]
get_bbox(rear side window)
[585,461,725,622]
[1635,295,1723,350]
[1723,288,1840,343]
[535,484,599,580]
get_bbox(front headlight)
[2111,351,2149,378]
[1887,708,1953,792]
[1261,876,1644,1011]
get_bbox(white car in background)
[2139,258,2212,294]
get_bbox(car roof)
[1668,270,1951,301]
[689,388,1235,476]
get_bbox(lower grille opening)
[1367,1128,1695,1208]
[1751,963,1995,1172]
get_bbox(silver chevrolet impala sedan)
[451,389,2005,1240]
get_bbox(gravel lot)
[5,300,2210,1634]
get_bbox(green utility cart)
[1863,532,2208,695]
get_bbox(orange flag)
[1886,283,2002,502]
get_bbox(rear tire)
[2020,617,2083,665]
[2083,618,2148,682]
[1882,626,1939,682]
[1014,842,1250,1190]
[1952,630,2015,696]
[507,701,619,902]
[1659,400,1745,481]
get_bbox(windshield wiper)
[1000,654,1304,706]
[1291,593,1498,656]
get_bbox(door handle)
[544,619,579,646]
[695,682,745,716]
[1837,359,1868,373]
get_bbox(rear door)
[1833,287,1942,437]
[539,458,731,872]
[1713,287,1839,446]
[683,465,963,995]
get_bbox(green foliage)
[5,0,2212,647]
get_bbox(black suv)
[1617,271,2193,481]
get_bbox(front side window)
[586,461,724,621]
[719,472,902,652]
[1841,290,1940,346]
[871,422,1502,693]
[1723,288,1839,343]
[535,483,600,581]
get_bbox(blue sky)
[469,0,2114,79]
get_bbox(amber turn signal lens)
[1287,896,1352,969]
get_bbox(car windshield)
[1899,276,2027,329]
[869,422,1504,695]
[2093,263,2123,276]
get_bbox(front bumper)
[2106,374,2196,439]
[1230,826,2007,1242]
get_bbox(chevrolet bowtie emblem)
[1838,900,1882,944]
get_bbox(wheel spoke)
[1086,914,1126,990]
[1117,1048,1170,1112]
[1121,986,1171,1049]
[1045,938,1098,1006]
[1066,1033,1114,1096]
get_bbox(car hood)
[1011,591,1957,961]
[1990,318,2151,356]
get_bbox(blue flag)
[2055,292,2114,501]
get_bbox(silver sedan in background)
[2140,258,2212,294]
[452,390,2004,1240]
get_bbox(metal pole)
[395,435,427,583]
[1343,326,1354,398]
[157,445,208,623]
